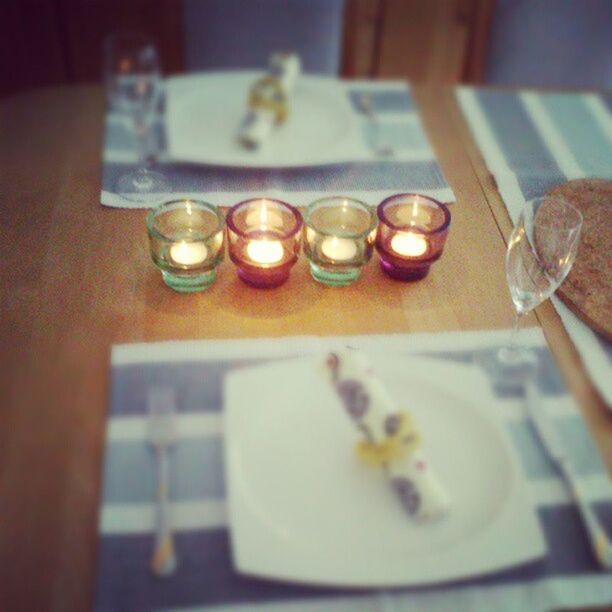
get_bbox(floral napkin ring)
[248,76,288,124]
[326,350,450,521]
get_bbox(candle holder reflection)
[226,198,302,288]
[146,200,225,292]
[375,193,451,281]
[303,197,377,287]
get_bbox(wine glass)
[105,32,170,201]
[499,195,583,368]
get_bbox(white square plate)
[224,353,545,587]
[166,72,369,167]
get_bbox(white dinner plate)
[224,354,545,587]
[166,72,369,167]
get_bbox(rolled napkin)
[326,350,450,521]
[239,52,301,149]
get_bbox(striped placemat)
[94,328,612,611]
[101,79,455,209]
[456,87,612,406]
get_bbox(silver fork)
[147,387,179,576]
[357,95,395,158]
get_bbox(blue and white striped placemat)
[101,79,454,209]
[94,328,612,611]
[456,87,612,406]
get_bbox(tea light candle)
[303,196,377,287]
[321,236,358,261]
[390,232,427,258]
[226,198,302,288]
[375,193,451,281]
[146,199,225,293]
[246,239,284,265]
[169,241,208,266]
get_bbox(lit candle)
[396,199,430,226]
[390,232,428,257]
[169,241,208,266]
[246,239,284,265]
[245,202,284,229]
[321,236,358,261]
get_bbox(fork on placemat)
[357,95,395,158]
[147,387,179,576]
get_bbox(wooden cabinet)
[342,0,493,82]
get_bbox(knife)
[525,379,612,569]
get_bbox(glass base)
[379,258,430,281]
[116,169,170,202]
[475,345,539,389]
[310,263,361,287]
[161,269,217,293]
[497,345,536,366]
[237,267,290,289]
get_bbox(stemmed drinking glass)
[105,32,170,200]
[497,195,583,370]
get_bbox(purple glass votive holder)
[375,193,451,281]
[226,198,303,288]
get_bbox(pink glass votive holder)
[375,193,451,281]
[226,198,303,288]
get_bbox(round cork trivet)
[546,179,611,341]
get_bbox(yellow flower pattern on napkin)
[356,412,421,467]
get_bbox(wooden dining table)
[1,82,610,611]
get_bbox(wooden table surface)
[1,84,610,611]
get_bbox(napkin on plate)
[238,52,301,149]
[326,350,450,521]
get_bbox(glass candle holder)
[226,198,302,288]
[375,193,451,281]
[146,199,225,292]
[303,196,377,286]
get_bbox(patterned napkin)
[238,53,301,148]
[457,87,612,405]
[101,79,454,209]
[327,350,449,520]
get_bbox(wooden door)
[341,0,493,82]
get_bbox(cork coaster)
[547,179,612,340]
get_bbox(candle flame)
[260,202,269,230]
[411,199,418,225]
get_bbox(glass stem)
[134,112,151,171]
[507,310,525,357]
[131,111,157,192]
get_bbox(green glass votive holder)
[146,199,225,292]
[303,196,377,287]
